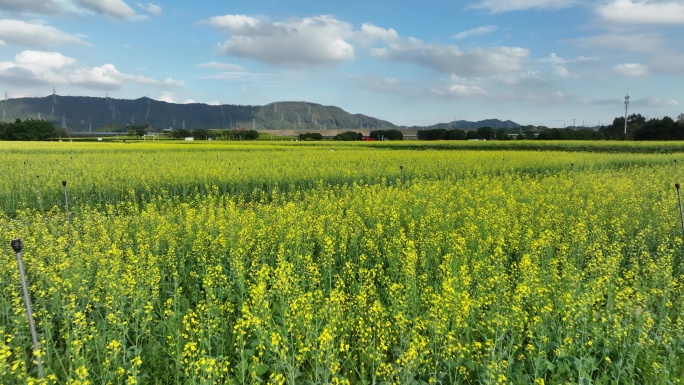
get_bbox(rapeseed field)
[1,141,683,384]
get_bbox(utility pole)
[624,92,630,136]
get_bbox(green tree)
[1,119,58,141]
[170,128,191,139]
[334,131,362,141]
[446,129,466,140]
[370,129,402,140]
[495,129,510,140]
[477,126,494,140]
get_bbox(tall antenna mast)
[220,103,225,129]
[61,115,67,130]
[624,91,630,136]
[146,96,150,123]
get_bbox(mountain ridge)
[0,95,520,131]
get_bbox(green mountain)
[0,96,396,132]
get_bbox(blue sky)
[0,0,682,127]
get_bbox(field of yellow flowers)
[1,140,684,384]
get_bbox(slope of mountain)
[0,96,397,132]
[0,95,521,132]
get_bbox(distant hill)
[0,96,397,132]
[405,119,521,131]
[0,95,522,132]
[449,119,520,130]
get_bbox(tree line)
[602,114,684,140]
[0,119,66,141]
[170,129,260,140]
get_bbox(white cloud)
[370,37,528,77]
[0,0,63,14]
[206,14,262,32]
[205,14,355,67]
[163,77,184,86]
[355,23,399,45]
[0,50,180,91]
[69,64,158,89]
[614,63,648,77]
[0,39,5,46]
[596,0,684,24]
[198,61,245,71]
[432,84,489,98]
[136,2,161,15]
[0,19,90,48]
[158,91,176,103]
[0,50,76,85]
[567,32,665,53]
[536,53,599,78]
[452,25,498,39]
[467,0,579,12]
[74,0,136,19]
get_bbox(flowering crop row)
[1,141,683,384]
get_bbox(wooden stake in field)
[11,239,45,379]
[676,183,684,240]
[62,180,71,238]
[400,165,404,185]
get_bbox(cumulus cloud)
[355,23,399,45]
[205,14,355,67]
[69,64,158,89]
[136,2,161,15]
[452,25,498,39]
[0,50,76,86]
[370,37,528,77]
[74,0,136,19]
[163,77,184,86]
[566,32,665,53]
[614,63,648,77]
[0,0,63,14]
[431,84,489,98]
[158,91,176,103]
[596,0,684,24]
[536,53,599,78]
[0,19,90,48]
[466,0,579,12]
[0,50,181,91]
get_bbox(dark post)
[11,239,45,378]
[677,183,684,240]
[62,180,71,238]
